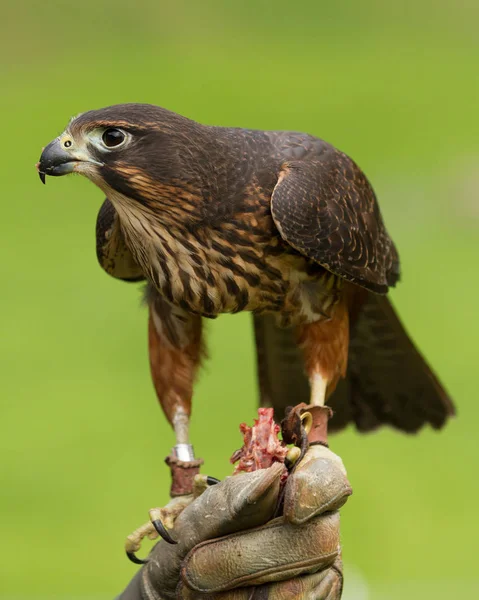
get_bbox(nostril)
[64,140,72,148]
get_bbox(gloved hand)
[117,445,352,600]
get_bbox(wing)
[96,198,145,282]
[270,149,400,293]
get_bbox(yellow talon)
[124,473,217,561]
[300,411,313,434]
[125,521,158,554]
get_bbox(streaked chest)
[108,187,340,323]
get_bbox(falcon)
[37,104,455,455]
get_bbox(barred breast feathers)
[102,181,339,323]
[101,184,279,315]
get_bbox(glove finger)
[306,567,343,600]
[258,557,343,600]
[177,586,248,599]
[181,511,340,594]
[174,461,285,550]
[143,462,285,599]
[178,567,342,600]
[284,445,352,525]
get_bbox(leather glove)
[117,445,352,599]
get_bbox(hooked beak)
[37,138,77,184]
[37,137,103,184]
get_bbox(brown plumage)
[38,103,455,439]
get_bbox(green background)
[1,1,477,598]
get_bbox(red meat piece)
[230,408,288,474]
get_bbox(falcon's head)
[37,104,210,220]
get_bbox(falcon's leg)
[122,288,205,555]
[296,297,349,407]
[147,287,204,453]
[310,372,328,407]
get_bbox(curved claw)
[126,551,149,565]
[299,427,310,464]
[152,519,178,545]
[206,475,220,485]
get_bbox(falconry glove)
[116,445,352,600]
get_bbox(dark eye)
[102,128,126,148]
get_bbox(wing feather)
[271,149,399,293]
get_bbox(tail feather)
[253,294,455,434]
[332,294,455,433]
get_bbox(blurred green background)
[1,1,477,598]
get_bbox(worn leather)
[284,445,352,525]
[178,557,343,600]
[182,512,340,592]
[116,447,351,600]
